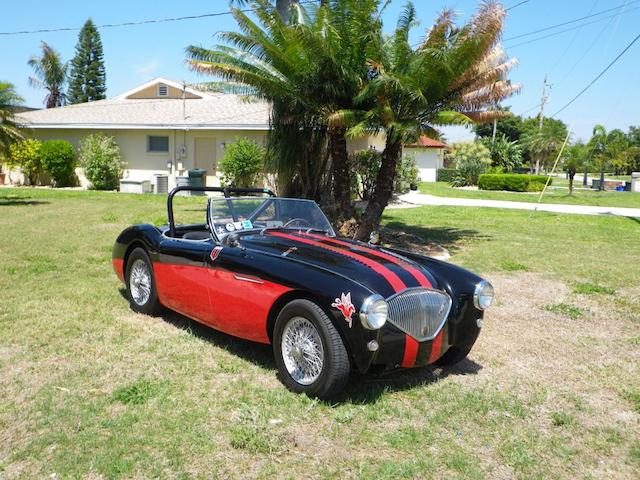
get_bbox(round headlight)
[473,280,495,310]
[359,294,388,330]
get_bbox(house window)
[157,83,168,97]
[147,135,169,152]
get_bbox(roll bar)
[167,186,276,237]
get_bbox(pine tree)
[68,19,106,104]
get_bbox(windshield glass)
[208,197,335,238]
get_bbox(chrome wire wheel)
[129,258,151,306]
[281,316,324,385]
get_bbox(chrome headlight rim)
[359,294,388,330]
[473,280,494,310]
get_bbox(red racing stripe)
[428,330,444,364]
[268,231,406,292]
[300,232,432,287]
[401,336,419,367]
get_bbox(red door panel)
[206,269,292,344]
[154,263,214,323]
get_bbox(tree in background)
[521,118,568,174]
[0,81,25,160]
[480,134,522,172]
[68,19,106,104]
[589,125,628,190]
[7,139,43,185]
[473,107,525,142]
[28,42,67,108]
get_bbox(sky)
[1,0,639,142]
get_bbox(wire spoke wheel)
[129,258,151,306]
[281,316,324,385]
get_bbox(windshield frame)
[207,196,336,242]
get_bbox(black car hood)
[240,230,438,298]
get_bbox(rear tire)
[273,299,350,399]
[125,247,162,315]
[435,345,472,367]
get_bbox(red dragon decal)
[331,292,355,328]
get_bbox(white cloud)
[135,60,160,77]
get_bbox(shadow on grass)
[119,289,481,403]
[384,220,489,253]
[0,195,49,206]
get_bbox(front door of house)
[194,137,217,186]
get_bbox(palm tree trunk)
[599,169,605,191]
[568,171,575,194]
[276,0,291,21]
[328,128,355,221]
[354,137,402,241]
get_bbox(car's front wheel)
[125,247,162,315]
[273,299,350,399]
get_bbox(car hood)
[240,230,439,298]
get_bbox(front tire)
[125,247,162,315]
[273,299,350,399]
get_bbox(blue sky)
[1,0,638,142]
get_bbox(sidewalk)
[396,191,640,218]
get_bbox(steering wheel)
[283,218,312,228]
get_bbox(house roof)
[404,136,449,149]
[17,77,271,131]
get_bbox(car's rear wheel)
[273,299,350,399]
[126,247,161,315]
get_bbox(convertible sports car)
[113,186,494,398]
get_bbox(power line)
[506,0,531,11]
[0,2,315,36]
[506,5,640,49]
[503,0,640,41]
[551,32,640,117]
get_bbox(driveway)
[397,191,640,218]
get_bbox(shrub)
[219,137,265,187]
[436,168,458,183]
[79,134,124,190]
[480,134,523,172]
[351,150,381,200]
[448,142,492,186]
[478,173,551,192]
[395,154,420,193]
[351,150,419,198]
[40,140,76,187]
[7,139,43,185]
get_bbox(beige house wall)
[126,83,201,99]
[404,147,445,182]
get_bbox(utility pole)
[534,76,550,174]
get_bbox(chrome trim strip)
[233,274,264,284]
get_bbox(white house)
[403,136,449,182]
[13,77,445,190]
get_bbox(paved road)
[397,191,640,218]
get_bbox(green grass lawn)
[419,181,640,208]
[1,188,639,479]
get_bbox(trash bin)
[615,185,625,192]
[188,169,207,195]
[591,179,601,190]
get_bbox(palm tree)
[28,42,68,108]
[589,125,629,190]
[187,0,379,212]
[350,2,520,239]
[0,81,25,160]
[563,143,587,194]
[522,119,568,175]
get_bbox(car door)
[153,236,215,324]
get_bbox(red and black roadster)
[113,186,494,398]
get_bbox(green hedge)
[478,174,551,192]
[437,168,458,183]
[40,140,76,187]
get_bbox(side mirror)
[368,231,380,245]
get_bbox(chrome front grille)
[387,288,452,341]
